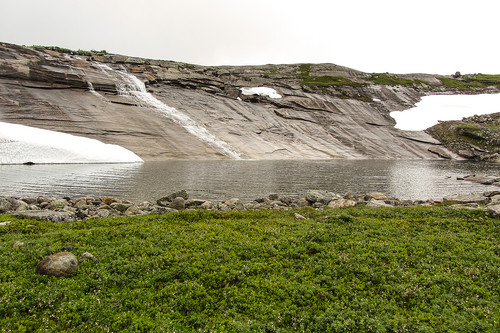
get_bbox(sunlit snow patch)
[0,122,143,164]
[240,87,282,99]
[391,93,500,131]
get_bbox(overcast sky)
[1,0,499,74]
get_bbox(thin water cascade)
[91,63,242,159]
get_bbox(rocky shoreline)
[1,188,500,222]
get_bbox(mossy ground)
[1,207,499,332]
[440,75,500,89]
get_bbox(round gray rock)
[35,252,78,277]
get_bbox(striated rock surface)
[1,42,499,161]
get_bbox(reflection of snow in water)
[240,87,282,99]
[0,122,143,164]
[391,93,500,130]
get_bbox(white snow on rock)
[0,122,143,164]
[240,87,282,99]
[391,93,500,131]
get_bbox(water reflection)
[0,163,142,199]
[1,160,498,201]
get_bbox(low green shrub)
[0,207,498,331]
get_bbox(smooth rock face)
[36,252,78,277]
[0,43,484,161]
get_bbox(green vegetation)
[297,64,363,88]
[369,74,424,87]
[1,207,499,332]
[440,74,500,89]
[31,45,108,56]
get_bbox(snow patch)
[240,87,282,99]
[0,122,143,164]
[391,93,500,131]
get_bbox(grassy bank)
[1,207,499,332]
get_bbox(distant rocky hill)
[427,112,500,162]
[1,42,499,160]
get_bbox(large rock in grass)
[36,252,78,277]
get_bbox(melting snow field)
[240,87,282,99]
[391,93,500,131]
[0,122,143,164]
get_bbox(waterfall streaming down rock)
[92,63,242,160]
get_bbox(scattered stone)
[268,193,280,201]
[489,195,500,204]
[157,190,189,206]
[185,199,206,207]
[294,213,307,220]
[306,190,341,204]
[36,252,78,277]
[13,210,76,222]
[1,188,499,222]
[78,252,95,263]
[0,198,14,213]
[365,192,388,201]
[0,220,12,226]
[327,199,357,209]
[170,197,186,210]
[200,201,215,210]
[444,193,489,204]
[487,204,500,217]
[110,202,132,212]
[450,203,482,210]
[366,199,393,208]
[13,241,24,247]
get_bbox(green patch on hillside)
[1,207,498,332]
[440,74,500,89]
[369,73,427,88]
[297,63,364,88]
[31,45,108,57]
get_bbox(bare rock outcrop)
[1,42,499,161]
[426,113,500,162]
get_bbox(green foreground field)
[1,207,499,332]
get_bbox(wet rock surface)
[3,42,496,161]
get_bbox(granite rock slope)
[1,42,498,160]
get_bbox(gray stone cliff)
[1,43,498,160]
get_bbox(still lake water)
[1,160,498,202]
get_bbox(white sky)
[0,0,499,74]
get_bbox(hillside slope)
[1,42,499,160]
[426,112,500,162]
